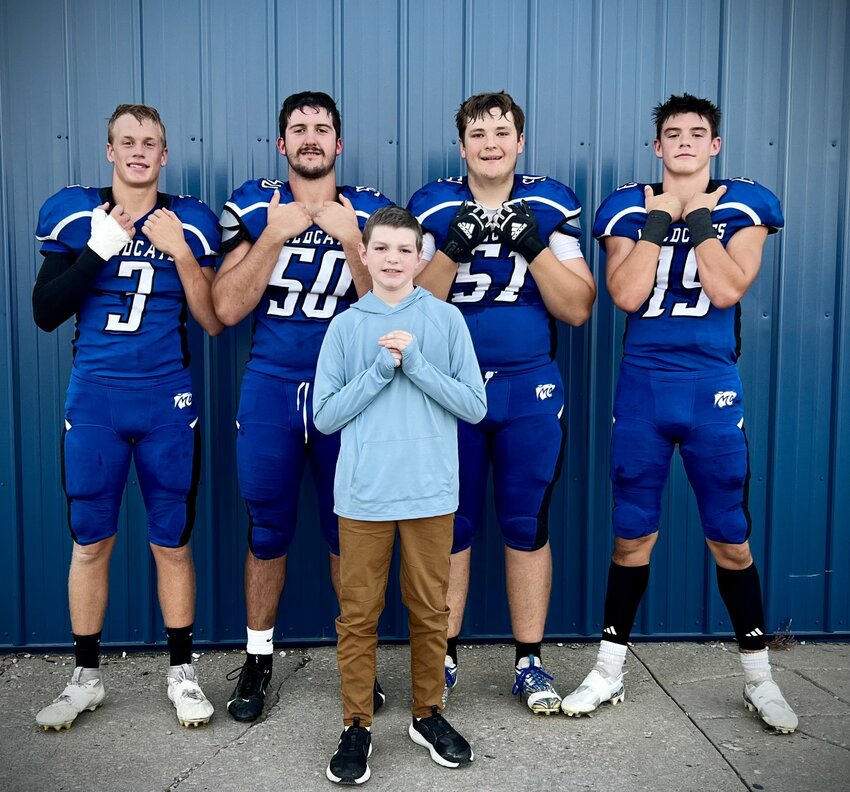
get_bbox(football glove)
[439,201,490,261]
[494,200,547,263]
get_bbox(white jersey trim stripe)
[602,205,646,237]
[505,195,581,220]
[224,200,370,223]
[224,199,268,217]
[36,210,95,241]
[182,223,218,256]
[715,201,763,226]
[416,200,465,223]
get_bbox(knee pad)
[136,421,201,547]
[502,515,549,552]
[63,423,130,544]
[683,423,750,543]
[451,513,475,554]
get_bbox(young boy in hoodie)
[314,206,487,785]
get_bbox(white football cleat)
[561,668,625,716]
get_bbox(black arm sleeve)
[32,247,106,332]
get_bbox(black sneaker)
[408,705,473,768]
[226,655,272,722]
[373,679,386,714]
[326,717,372,785]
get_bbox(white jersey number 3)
[104,260,155,332]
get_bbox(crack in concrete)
[628,648,754,791]
[166,653,314,790]
[794,729,850,752]
[791,668,850,707]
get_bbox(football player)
[32,104,222,730]
[213,92,392,722]
[408,91,596,714]
[560,93,797,734]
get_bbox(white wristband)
[88,207,132,260]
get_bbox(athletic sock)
[246,627,275,656]
[446,635,458,666]
[601,562,650,645]
[515,641,542,667]
[165,624,193,667]
[740,649,771,683]
[73,631,102,669]
[716,563,767,651]
[595,639,628,678]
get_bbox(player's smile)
[461,108,525,185]
[106,114,167,189]
[279,106,343,180]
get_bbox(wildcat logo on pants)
[713,391,737,408]
[173,392,193,409]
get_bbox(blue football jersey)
[407,175,582,371]
[36,186,220,378]
[593,178,783,371]
[219,179,393,381]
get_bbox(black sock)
[716,563,767,651]
[514,641,542,666]
[73,631,102,669]
[246,651,273,668]
[166,624,193,667]
[446,635,458,665]
[601,562,650,645]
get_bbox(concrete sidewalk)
[1,642,847,791]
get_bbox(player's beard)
[288,147,336,180]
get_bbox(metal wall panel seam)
[397,0,409,206]
[824,0,850,632]
[762,0,795,618]
[0,2,25,646]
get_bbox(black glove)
[439,201,490,261]
[495,200,547,263]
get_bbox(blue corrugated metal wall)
[1,0,848,649]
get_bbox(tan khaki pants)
[336,514,453,725]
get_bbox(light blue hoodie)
[313,287,487,521]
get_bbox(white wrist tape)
[88,207,132,260]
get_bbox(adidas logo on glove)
[510,222,526,240]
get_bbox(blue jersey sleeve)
[407,178,469,250]
[219,178,290,252]
[592,182,646,243]
[170,195,220,267]
[339,185,394,229]
[510,176,583,239]
[714,178,783,234]
[35,186,102,256]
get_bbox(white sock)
[595,640,627,678]
[346,723,371,731]
[740,649,771,683]
[247,627,274,656]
